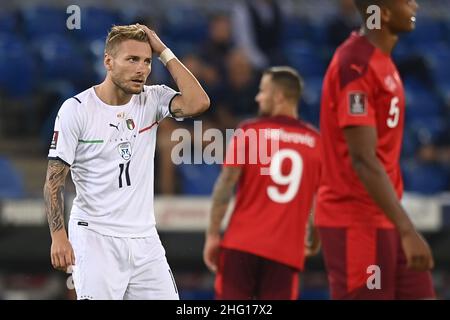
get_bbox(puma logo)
[109,123,119,131]
[350,64,364,75]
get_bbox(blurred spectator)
[201,13,234,75]
[231,0,286,70]
[219,49,259,124]
[326,0,360,47]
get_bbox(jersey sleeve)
[336,68,377,129]
[47,98,82,166]
[153,84,181,122]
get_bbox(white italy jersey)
[48,85,179,237]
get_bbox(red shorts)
[318,227,435,299]
[214,248,299,300]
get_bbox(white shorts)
[68,219,179,300]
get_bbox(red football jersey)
[316,32,405,228]
[221,115,321,270]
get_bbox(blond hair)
[105,24,148,56]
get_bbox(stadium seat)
[409,116,447,145]
[281,17,310,43]
[404,79,443,120]
[22,6,67,38]
[0,34,35,97]
[284,42,326,77]
[0,156,25,199]
[402,161,449,195]
[75,7,120,41]
[437,80,450,104]
[162,6,208,44]
[300,76,322,127]
[401,128,419,158]
[425,43,450,85]
[308,21,328,44]
[177,163,220,195]
[392,40,412,62]
[33,35,87,83]
[402,17,445,46]
[0,10,17,33]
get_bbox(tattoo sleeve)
[43,160,70,234]
[170,107,186,118]
[208,166,242,235]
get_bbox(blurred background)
[0,0,449,299]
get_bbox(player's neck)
[95,79,133,106]
[360,27,398,55]
[272,104,298,119]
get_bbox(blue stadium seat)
[308,21,328,44]
[437,81,450,104]
[0,34,35,97]
[401,128,419,158]
[0,157,25,199]
[33,35,87,82]
[163,6,208,44]
[409,116,447,145]
[0,10,17,33]
[402,161,449,195]
[404,79,442,119]
[75,7,119,41]
[300,76,322,127]
[22,6,67,38]
[392,40,412,62]
[284,42,326,77]
[177,163,220,195]
[422,43,450,84]
[403,18,445,46]
[281,18,309,43]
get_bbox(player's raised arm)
[138,25,210,118]
[43,159,75,272]
[344,126,434,271]
[203,166,242,273]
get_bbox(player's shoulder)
[142,84,176,95]
[140,84,178,105]
[59,88,92,115]
[298,119,320,138]
[336,32,376,66]
[333,32,377,87]
[235,117,262,130]
[239,116,319,136]
[235,116,281,131]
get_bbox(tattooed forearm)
[211,176,235,206]
[171,107,186,118]
[43,160,69,234]
[208,167,242,234]
[171,106,205,118]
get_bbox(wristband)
[158,48,176,66]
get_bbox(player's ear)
[274,88,284,104]
[104,52,113,71]
[380,4,392,24]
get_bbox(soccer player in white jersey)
[43,24,210,300]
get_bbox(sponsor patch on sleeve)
[348,92,367,115]
[50,131,59,149]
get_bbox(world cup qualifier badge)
[50,131,59,149]
[126,118,135,130]
[348,92,367,115]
